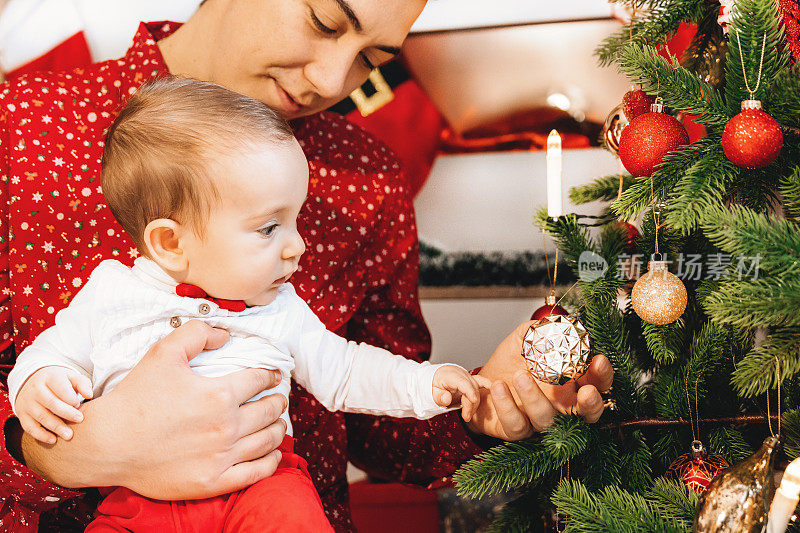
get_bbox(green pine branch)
[724,0,788,114]
[642,322,684,365]
[708,426,752,464]
[704,278,800,328]
[613,138,711,220]
[619,431,654,493]
[570,174,635,205]
[552,479,689,533]
[645,478,699,530]
[768,66,800,124]
[453,416,590,499]
[617,43,728,126]
[596,0,707,67]
[536,211,596,269]
[783,407,800,459]
[583,430,624,491]
[702,204,800,278]
[731,327,800,397]
[781,167,800,221]
[665,144,739,234]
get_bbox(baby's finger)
[30,406,73,440]
[460,395,477,422]
[40,385,83,424]
[474,375,492,389]
[457,374,480,406]
[435,389,453,407]
[68,373,93,400]
[19,416,57,445]
[45,373,83,409]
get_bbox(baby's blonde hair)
[101,76,295,253]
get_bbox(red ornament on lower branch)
[615,221,640,253]
[721,100,783,169]
[666,440,730,494]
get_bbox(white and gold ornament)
[521,314,590,385]
[631,260,687,325]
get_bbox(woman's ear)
[143,219,188,273]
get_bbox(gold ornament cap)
[545,294,557,306]
[741,99,762,111]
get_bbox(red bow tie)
[176,283,248,312]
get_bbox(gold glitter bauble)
[521,314,590,385]
[602,104,629,156]
[631,260,687,325]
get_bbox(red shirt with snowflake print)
[0,22,483,532]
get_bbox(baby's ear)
[143,218,188,272]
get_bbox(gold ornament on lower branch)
[521,314,590,385]
[631,260,687,325]
[694,436,779,532]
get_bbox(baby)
[7,77,485,532]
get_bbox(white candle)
[547,129,563,218]
[767,457,800,533]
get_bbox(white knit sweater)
[8,258,454,434]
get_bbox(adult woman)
[0,0,613,530]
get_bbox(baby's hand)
[14,366,93,444]
[432,365,491,422]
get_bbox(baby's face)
[181,138,309,306]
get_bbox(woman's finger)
[216,449,283,495]
[575,355,614,393]
[573,385,604,423]
[228,418,287,465]
[237,394,288,438]
[510,371,558,432]
[490,380,533,440]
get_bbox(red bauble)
[622,89,656,120]
[615,221,640,253]
[531,295,568,320]
[721,101,783,169]
[618,109,690,177]
[666,441,729,494]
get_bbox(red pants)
[85,437,333,532]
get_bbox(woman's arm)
[17,320,288,499]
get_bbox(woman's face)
[205,0,426,119]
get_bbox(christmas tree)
[453,0,800,530]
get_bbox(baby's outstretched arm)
[432,366,491,422]
[14,366,93,444]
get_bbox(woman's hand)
[467,321,614,440]
[19,320,288,500]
